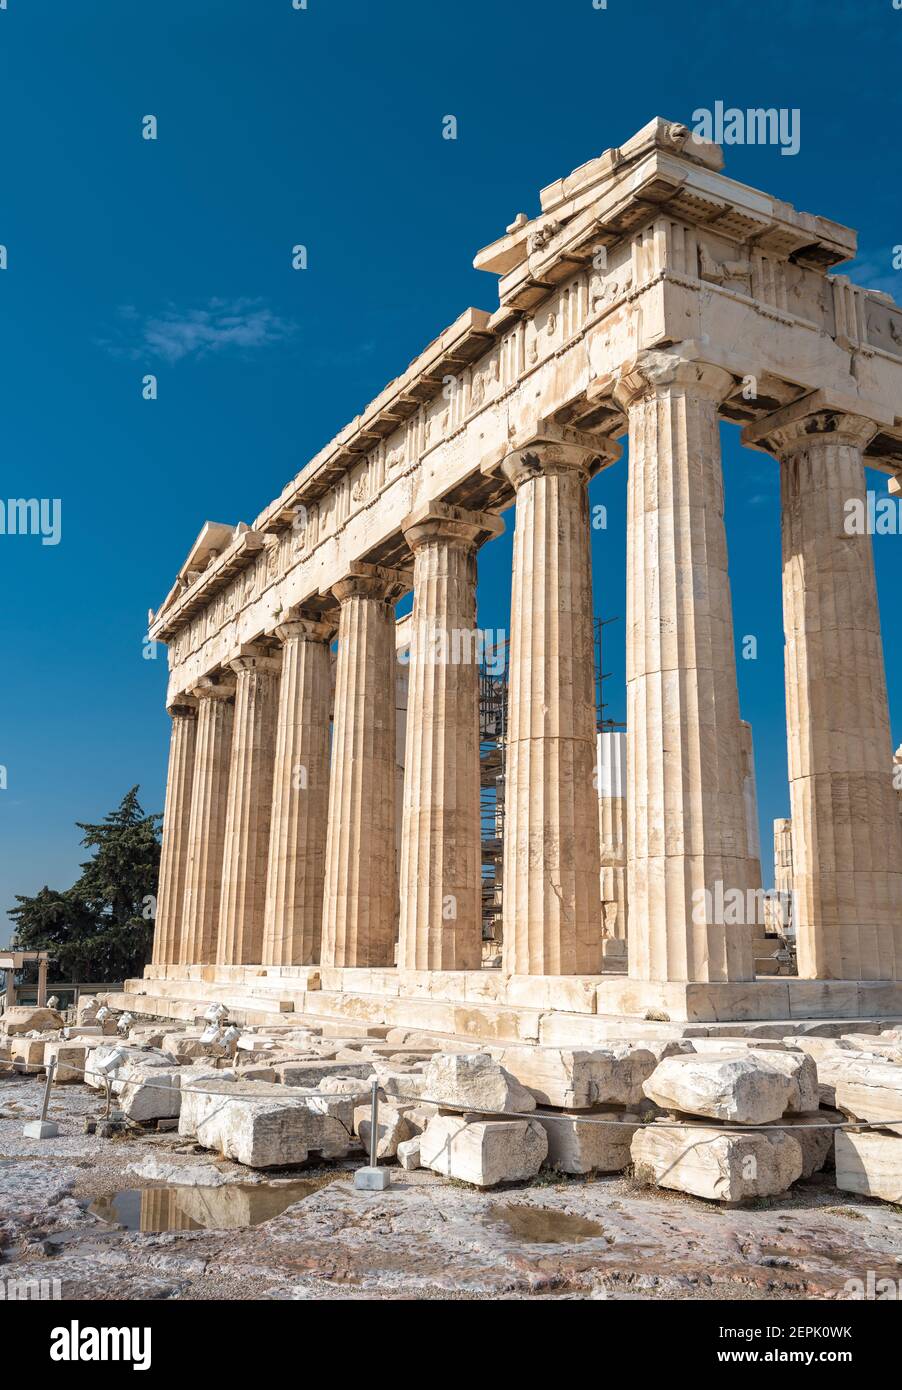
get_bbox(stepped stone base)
[111,965,902,1044]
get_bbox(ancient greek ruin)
[136,116,902,1034]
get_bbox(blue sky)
[2,0,900,942]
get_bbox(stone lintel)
[741,388,894,456]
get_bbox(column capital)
[189,674,236,701]
[166,695,198,719]
[273,614,336,645]
[613,349,735,409]
[401,500,504,554]
[481,422,620,489]
[226,642,281,677]
[741,389,892,458]
[327,561,413,606]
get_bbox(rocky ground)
[3,1072,901,1301]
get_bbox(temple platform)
[111,964,902,1044]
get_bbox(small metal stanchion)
[354,1076,390,1191]
[23,1058,60,1139]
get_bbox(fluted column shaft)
[597,730,628,940]
[152,700,197,966]
[262,618,334,966]
[180,680,235,965]
[763,411,902,979]
[398,505,502,970]
[320,573,398,967]
[216,649,280,965]
[501,440,603,976]
[618,354,753,983]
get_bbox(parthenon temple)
[134,118,902,1037]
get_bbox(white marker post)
[354,1076,390,1191]
[23,1057,60,1139]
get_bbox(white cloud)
[101,297,296,364]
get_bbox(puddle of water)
[486,1204,605,1245]
[88,1180,318,1233]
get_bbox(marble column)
[152,698,197,967]
[597,730,628,940]
[500,435,605,976]
[616,352,754,983]
[216,647,281,966]
[772,817,794,936]
[397,502,503,971]
[180,678,235,965]
[740,720,763,894]
[744,403,902,980]
[261,617,334,966]
[320,567,401,968]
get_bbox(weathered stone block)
[631,1123,803,1202]
[419,1115,547,1187]
[117,1067,183,1123]
[397,1136,421,1170]
[768,1110,844,1178]
[642,1053,795,1124]
[421,1052,535,1113]
[274,1059,376,1087]
[745,1048,819,1113]
[353,1102,413,1159]
[179,1078,352,1168]
[536,1109,641,1174]
[835,1129,902,1203]
[8,1037,46,1068]
[2,1006,64,1036]
[43,1041,88,1084]
[489,1043,661,1109]
[827,1057,902,1134]
[84,1045,177,1089]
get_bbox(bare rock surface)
[4,1073,902,1300]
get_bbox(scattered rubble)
[5,1003,902,1214]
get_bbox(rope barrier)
[5,1054,902,1135]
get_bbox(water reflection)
[88,1180,317,1232]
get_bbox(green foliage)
[8,787,161,982]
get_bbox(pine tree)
[7,788,162,982]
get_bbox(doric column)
[397,502,504,970]
[500,433,608,976]
[615,351,753,983]
[152,698,197,967]
[261,616,335,966]
[743,399,902,980]
[180,677,235,965]
[739,720,763,894]
[597,730,628,941]
[216,647,280,966]
[320,565,406,967]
